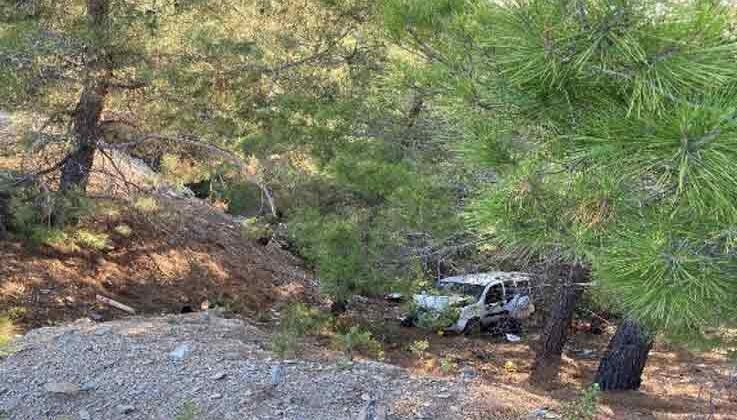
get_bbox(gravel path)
[0,314,475,420]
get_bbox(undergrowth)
[562,384,601,420]
[271,304,333,358]
[0,315,18,356]
[333,326,383,361]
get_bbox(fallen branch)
[96,294,136,314]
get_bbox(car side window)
[485,283,504,305]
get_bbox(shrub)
[415,306,460,332]
[439,356,458,374]
[561,384,601,420]
[133,196,159,213]
[113,224,133,237]
[240,217,272,242]
[289,208,380,302]
[175,401,200,420]
[74,229,110,251]
[409,339,430,360]
[270,304,332,358]
[8,187,93,240]
[223,182,262,216]
[28,227,75,249]
[333,326,383,361]
[0,315,18,356]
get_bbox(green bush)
[562,384,601,420]
[289,208,381,302]
[409,339,430,359]
[175,401,200,420]
[333,326,383,361]
[8,187,93,240]
[223,182,262,216]
[0,316,18,356]
[74,229,110,251]
[240,217,272,242]
[415,306,460,332]
[270,304,333,358]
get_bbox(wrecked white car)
[405,272,535,334]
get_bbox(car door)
[481,282,505,322]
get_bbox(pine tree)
[383,0,737,386]
[0,0,368,217]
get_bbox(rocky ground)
[0,313,495,420]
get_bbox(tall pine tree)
[384,0,737,387]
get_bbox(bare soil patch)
[0,195,317,330]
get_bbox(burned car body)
[410,272,535,333]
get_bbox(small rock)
[211,393,223,400]
[436,393,451,399]
[271,364,285,387]
[361,393,371,401]
[356,400,387,420]
[169,343,192,360]
[88,312,104,322]
[115,404,136,415]
[94,327,112,336]
[210,371,227,381]
[460,368,477,381]
[44,381,81,395]
[529,408,561,419]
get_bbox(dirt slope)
[0,195,317,329]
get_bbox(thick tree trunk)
[594,319,653,391]
[59,85,107,192]
[59,0,110,193]
[530,264,585,385]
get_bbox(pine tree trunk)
[59,0,110,193]
[530,264,585,385]
[59,85,106,193]
[0,188,10,239]
[594,319,653,391]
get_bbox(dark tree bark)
[0,188,10,239]
[530,263,585,385]
[59,0,110,193]
[594,319,653,391]
[59,85,107,192]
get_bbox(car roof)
[438,271,532,287]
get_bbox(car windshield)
[438,282,485,300]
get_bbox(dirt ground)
[340,298,737,419]
[0,195,318,329]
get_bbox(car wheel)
[462,318,481,336]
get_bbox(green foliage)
[288,208,377,302]
[439,356,458,374]
[132,197,159,214]
[175,401,201,420]
[74,229,110,251]
[333,326,384,361]
[561,384,601,420]
[408,339,430,359]
[0,315,18,357]
[222,183,262,216]
[271,304,333,358]
[5,185,95,247]
[414,305,459,332]
[389,0,737,344]
[240,217,272,242]
[113,224,133,237]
